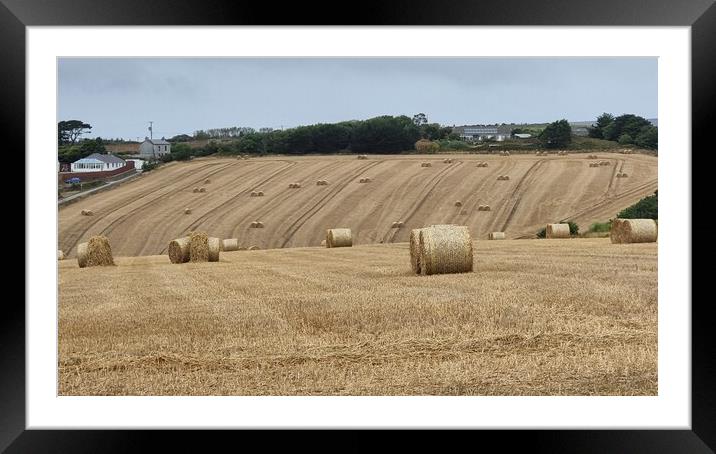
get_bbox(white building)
[456,126,509,142]
[138,137,171,159]
[70,153,126,173]
[126,158,146,171]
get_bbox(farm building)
[70,153,126,173]
[453,124,512,142]
[138,137,171,159]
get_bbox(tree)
[617,191,657,219]
[422,123,442,140]
[58,120,92,145]
[588,113,614,139]
[412,113,428,127]
[538,119,572,148]
[634,125,658,150]
[618,133,633,145]
[79,137,106,154]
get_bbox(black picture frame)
[5,0,711,451]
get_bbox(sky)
[58,57,657,140]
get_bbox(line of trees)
[191,114,453,155]
[588,113,657,150]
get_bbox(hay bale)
[249,221,257,228]
[193,187,200,193]
[482,205,491,211]
[250,221,264,228]
[417,225,473,275]
[359,177,371,183]
[184,208,192,214]
[248,245,260,251]
[257,191,264,196]
[207,237,220,262]
[289,183,302,188]
[189,231,210,262]
[250,191,258,197]
[316,180,329,186]
[76,235,114,268]
[488,232,505,240]
[546,223,571,239]
[168,237,191,264]
[320,239,326,247]
[421,162,432,167]
[610,219,657,244]
[621,172,628,178]
[199,187,206,193]
[409,228,424,273]
[221,238,239,251]
[357,154,368,159]
[326,228,352,248]
[460,209,468,215]
[238,246,248,251]
[443,158,453,164]
[415,139,439,153]
[81,209,94,216]
[204,179,210,184]
[58,250,65,260]
[502,175,510,181]
[589,163,599,167]
[454,201,463,207]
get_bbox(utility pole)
[148,121,153,140]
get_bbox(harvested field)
[58,238,657,396]
[59,153,657,257]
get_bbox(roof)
[75,153,126,164]
[144,137,170,145]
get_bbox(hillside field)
[58,238,657,396]
[58,152,658,258]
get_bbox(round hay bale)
[421,162,432,167]
[546,223,571,239]
[248,245,260,251]
[417,225,473,276]
[326,228,352,248]
[204,179,210,184]
[443,158,453,164]
[250,221,257,228]
[357,154,368,159]
[193,187,200,193]
[488,232,505,240]
[81,209,94,216]
[255,221,264,228]
[58,250,65,260]
[610,218,657,244]
[189,231,210,262]
[257,191,264,196]
[503,175,510,181]
[207,237,220,262]
[482,205,491,211]
[184,208,192,214]
[76,235,114,268]
[460,209,468,215]
[168,237,191,264]
[250,191,258,197]
[454,201,463,207]
[221,238,239,252]
[621,172,628,177]
[409,228,424,274]
[391,222,400,228]
[199,187,206,193]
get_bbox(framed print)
[6,0,713,450]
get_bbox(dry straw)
[184,208,192,214]
[478,205,491,211]
[610,219,657,244]
[250,221,264,228]
[546,223,571,239]
[58,250,65,260]
[250,191,258,197]
[207,237,220,262]
[357,154,368,159]
[417,225,473,276]
[359,177,372,183]
[81,209,94,216]
[421,162,432,167]
[454,201,463,207]
[599,161,610,166]
[257,191,264,196]
[589,163,599,167]
[391,221,404,228]
[189,232,210,262]
[443,158,453,164]
[488,232,506,240]
[248,245,260,250]
[409,228,424,273]
[221,238,239,251]
[199,187,206,193]
[168,237,191,263]
[320,239,326,246]
[326,228,352,248]
[193,188,200,193]
[204,179,210,184]
[77,235,115,268]
[415,139,439,153]
[316,180,329,186]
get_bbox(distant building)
[453,125,512,141]
[513,133,532,139]
[138,136,171,159]
[126,158,146,171]
[70,153,126,173]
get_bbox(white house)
[138,137,171,159]
[70,153,126,173]
[126,158,146,171]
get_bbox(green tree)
[538,119,572,148]
[79,137,106,154]
[634,125,658,150]
[617,191,657,219]
[412,113,428,127]
[618,133,633,145]
[352,115,421,153]
[422,123,442,140]
[587,113,614,139]
[58,120,92,145]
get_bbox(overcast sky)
[58,57,657,140]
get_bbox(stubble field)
[58,238,657,396]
